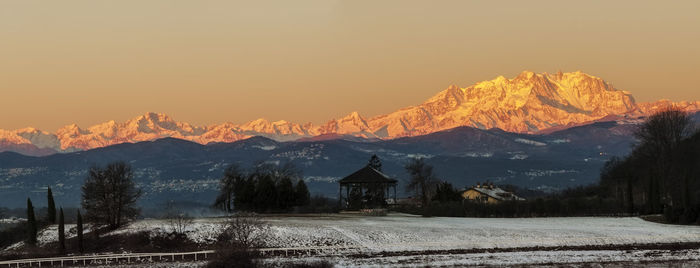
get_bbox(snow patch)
[514,138,546,146]
[252,145,277,151]
[462,152,494,158]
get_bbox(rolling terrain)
[3,114,690,208]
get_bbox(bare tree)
[405,158,439,208]
[163,201,194,234]
[217,212,270,248]
[214,164,245,213]
[81,161,142,230]
[208,213,270,268]
[634,108,693,213]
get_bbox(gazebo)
[338,165,398,210]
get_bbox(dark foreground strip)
[346,242,700,258]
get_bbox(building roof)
[465,186,525,201]
[338,165,398,184]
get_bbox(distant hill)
[4,113,690,209]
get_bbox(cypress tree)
[76,210,84,253]
[47,186,56,224]
[26,198,37,245]
[58,207,65,253]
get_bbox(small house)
[461,182,524,204]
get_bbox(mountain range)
[0,117,660,208]
[2,71,699,156]
[1,71,699,209]
[2,111,698,209]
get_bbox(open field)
[262,214,700,251]
[5,213,700,267]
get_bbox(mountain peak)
[344,111,364,120]
[2,71,698,154]
[15,127,42,134]
[317,111,371,136]
[517,70,536,78]
[138,112,174,123]
[371,71,638,136]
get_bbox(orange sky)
[1,0,699,130]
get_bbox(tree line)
[600,108,700,223]
[6,159,316,255]
[214,162,311,213]
[398,182,624,218]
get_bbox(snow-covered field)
[104,214,700,252]
[7,214,700,266]
[74,214,700,252]
[262,214,700,251]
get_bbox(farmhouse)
[461,183,524,204]
[338,165,398,210]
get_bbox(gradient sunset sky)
[1,0,699,130]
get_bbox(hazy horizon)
[2,0,699,130]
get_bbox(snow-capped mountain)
[317,111,376,138]
[1,71,698,155]
[637,99,700,115]
[366,71,638,137]
[7,114,695,208]
[54,113,208,151]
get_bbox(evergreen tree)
[276,177,295,210]
[368,154,382,171]
[26,198,37,245]
[58,207,65,253]
[294,179,311,207]
[76,210,84,253]
[236,177,257,211]
[254,175,277,212]
[47,186,56,224]
[432,181,461,203]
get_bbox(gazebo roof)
[338,165,398,184]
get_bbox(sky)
[1,0,699,131]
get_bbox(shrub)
[206,248,260,268]
[208,213,270,268]
[0,223,25,249]
[359,209,387,216]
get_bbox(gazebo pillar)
[338,183,342,209]
[359,184,364,209]
[346,184,350,209]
